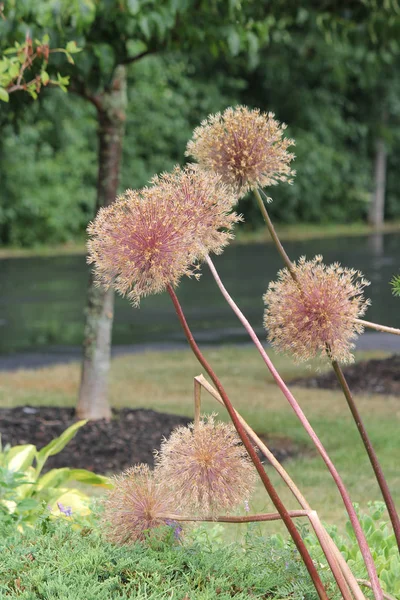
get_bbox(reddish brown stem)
[166,284,328,600]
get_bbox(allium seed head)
[102,464,176,545]
[87,165,240,305]
[156,415,256,515]
[186,106,295,197]
[263,256,371,364]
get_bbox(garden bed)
[0,407,307,474]
[290,354,400,396]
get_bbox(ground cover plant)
[0,513,339,600]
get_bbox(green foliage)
[0,516,336,599]
[0,34,79,101]
[304,502,400,597]
[1,3,400,243]
[391,274,400,297]
[0,421,110,529]
[0,90,97,245]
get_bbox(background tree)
[0,0,276,419]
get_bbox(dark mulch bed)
[0,407,306,474]
[290,354,400,396]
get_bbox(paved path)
[0,333,398,372]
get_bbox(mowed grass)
[1,346,399,536]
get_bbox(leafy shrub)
[0,515,337,600]
[0,420,110,529]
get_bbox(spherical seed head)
[156,415,256,515]
[263,256,371,364]
[87,165,240,306]
[186,106,295,198]
[102,464,176,545]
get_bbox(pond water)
[0,232,399,355]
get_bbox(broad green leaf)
[49,489,91,516]
[37,467,111,492]
[35,468,72,491]
[0,87,9,102]
[6,445,36,472]
[66,469,112,488]
[35,420,87,477]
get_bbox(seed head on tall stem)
[102,465,177,544]
[186,106,295,198]
[156,415,256,515]
[87,165,240,306]
[264,256,370,364]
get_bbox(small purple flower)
[57,502,72,517]
[244,500,250,513]
[165,519,183,540]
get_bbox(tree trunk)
[76,65,127,420]
[368,136,387,229]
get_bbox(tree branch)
[120,48,158,65]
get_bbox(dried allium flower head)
[186,106,295,197]
[102,464,176,544]
[263,255,371,364]
[156,415,256,515]
[87,165,240,305]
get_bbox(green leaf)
[36,468,72,491]
[0,87,9,102]
[6,445,36,472]
[139,16,151,39]
[9,62,20,80]
[35,421,87,477]
[227,29,241,56]
[127,0,140,15]
[65,469,112,488]
[66,41,81,55]
[41,70,50,85]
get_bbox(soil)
[0,407,307,475]
[290,354,400,396]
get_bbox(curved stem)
[166,284,329,600]
[205,255,383,600]
[253,188,298,281]
[355,318,400,337]
[165,510,309,523]
[357,581,398,600]
[331,359,400,552]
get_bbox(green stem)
[253,188,298,281]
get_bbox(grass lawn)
[0,346,398,538]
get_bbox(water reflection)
[0,233,399,354]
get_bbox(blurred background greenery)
[1,2,400,247]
